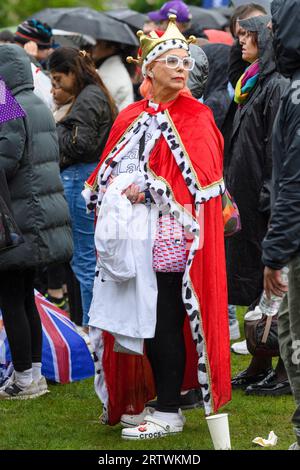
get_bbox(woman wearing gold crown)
[83,15,231,440]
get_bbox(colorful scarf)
[234,59,260,105]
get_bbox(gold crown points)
[187,35,197,44]
[126,56,141,65]
[126,15,196,64]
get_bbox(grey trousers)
[278,254,300,445]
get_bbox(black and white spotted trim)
[82,112,152,213]
[142,39,190,77]
[89,327,109,424]
[141,171,214,414]
[83,110,225,416]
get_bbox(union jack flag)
[0,291,94,384]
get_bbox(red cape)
[88,95,231,424]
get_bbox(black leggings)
[145,272,186,413]
[0,269,42,372]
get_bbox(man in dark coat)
[262,0,300,450]
[0,45,73,399]
[225,15,288,306]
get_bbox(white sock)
[152,410,184,427]
[32,363,42,382]
[15,368,33,389]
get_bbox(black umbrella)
[31,7,139,46]
[105,9,148,31]
[52,29,96,49]
[189,6,228,30]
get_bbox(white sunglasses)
[154,54,195,71]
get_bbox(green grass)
[0,308,296,450]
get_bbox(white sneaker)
[229,320,241,340]
[0,371,15,391]
[121,414,184,440]
[36,376,50,395]
[289,442,300,450]
[0,380,42,400]
[231,339,250,355]
[120,406,155,428]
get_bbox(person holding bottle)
[262,0,300,450]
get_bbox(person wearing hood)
[262,0,300,451]
[0,45,73,399]
[226,16,289,390]
[187,44,209,101]
[222,3,269,352]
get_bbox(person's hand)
[24,41,38,58]
[122,184,142,204]
[264,267,288,299]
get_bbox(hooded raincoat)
[0,45,73,271]
[262,0,300,268]
[225,16,288,306]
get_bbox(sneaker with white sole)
[231,339,250,355]
[0,371,15,390]
[120,406,155,428]
[121,414,184,440]
[0,380,42,400]
[36,376,50,395]
[289,442,300,450]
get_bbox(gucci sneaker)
[121,414,184,440]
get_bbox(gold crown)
[127,15,196,65]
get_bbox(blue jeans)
[61,163,97,326]
[228,304,237,325]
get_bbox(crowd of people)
[0,0,299,449]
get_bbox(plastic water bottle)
[258,266,289,316]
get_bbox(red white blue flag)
[0,291,94,384]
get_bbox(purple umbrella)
[0,77,26,125]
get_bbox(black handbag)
[0,170,24,252]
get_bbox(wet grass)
[0,308,295,450]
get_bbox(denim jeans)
[228,304,237,325]
[61,162,97,326]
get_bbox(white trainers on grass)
[122,414,184,440]
[36,376,49,395]
[120,407,155,428]
[231,339,250,355]
[0,380,42,400]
